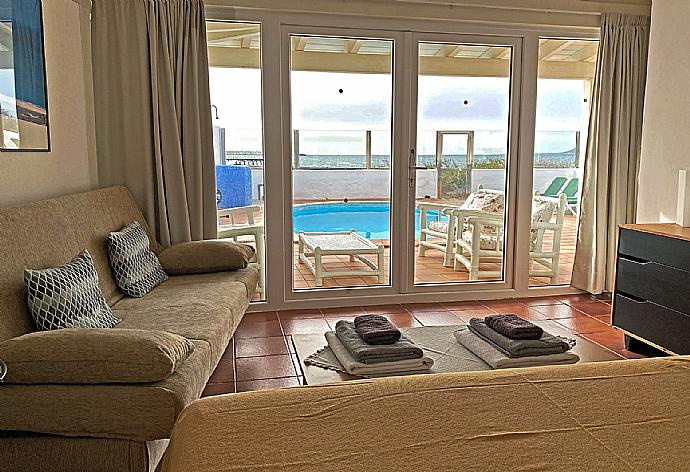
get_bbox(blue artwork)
[0,0,49,151]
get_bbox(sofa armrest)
[0,329,194,384]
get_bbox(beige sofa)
[0,186,258,472]
[161,356,690,471]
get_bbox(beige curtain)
[91,0,217,247]
[571,13,650,294]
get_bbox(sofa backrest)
[0,186,161,342]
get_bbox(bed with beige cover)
[162,356,690,471]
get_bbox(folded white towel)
[454,328,579,369]
[325,331,434,376]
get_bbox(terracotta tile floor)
[202,293,661,396]
[290,215,578,292]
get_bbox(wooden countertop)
[620,223,690,242]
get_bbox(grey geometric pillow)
[24,250,120,331]
[107,221,168,298]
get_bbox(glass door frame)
[403,32,524,294]
[279,24,407,303]
[206,5,601,311]
[435,131,475,204]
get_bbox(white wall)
[637,0,690,223]
[0,0,95,207]
[259,167,577,201]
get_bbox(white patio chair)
[417,186,504,267]
[217,205,265,298]
[453,193,567,283]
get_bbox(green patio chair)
[540,176,568,197]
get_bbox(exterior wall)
[0,0,95,207]
[250,168,579,201]
[471,168,581,194]
[636,0,690,223]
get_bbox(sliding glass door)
[411,36,519,288]
[284,30,397,294]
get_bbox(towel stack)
[454,314,579,369]
[325,315,434,376]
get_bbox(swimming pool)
[292,202,444,239]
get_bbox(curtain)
[571,12,650,294]
[91,0,217,247]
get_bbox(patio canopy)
[207,22,597,79]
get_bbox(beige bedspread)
[162,356,690,472]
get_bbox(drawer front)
[619,228,690,272]
[616,257,690,314]
[613,294,690,354]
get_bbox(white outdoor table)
[298,231,385,287]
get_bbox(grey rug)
[302,325,492,378]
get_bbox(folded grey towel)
[454,329,579,369]
[335,320,423,364]
[354,315,401,345]
[484,314,543,340]
[468,318,574,358]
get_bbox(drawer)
[616,256,690,315]
[613,293,690,354]
[618,228,690,272]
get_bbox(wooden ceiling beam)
[539,39,575,60]
[208,47,596,79]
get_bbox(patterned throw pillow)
[108,221,168,298]
[24,250,120,331]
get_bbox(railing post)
[365,130,372,169]
[574,130,581,168]
[293,129,300,169]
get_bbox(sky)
[208,68,588,155]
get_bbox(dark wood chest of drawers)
[613,224,690,354]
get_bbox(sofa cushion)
[0,340,212,441]
[112,271,255,364]
[0,328,194,384]
[158,240,255,275]
[24,251,119,331]
[108,222,168,298]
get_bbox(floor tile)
[386,313,423,328]
[280,317,332,335]
[236,377,301,392]
[320,306,366,316]
[413,311,463,326]
[235,336,289,358]
[441,301,490,311]
[202,382,235,397]
[558,294,597,305]
[582,330,627,352]
[363,304,408,315]
[533,304,590,319]
[569,301,612,316]
[277,309,323,320]
[555,316,612,334]
[235,355,296,381]
[514,297,565,307]
[244,311,279,322]
[220,339,234,359]
[234,319,283,338]
[402,302,449,313]
[207,358,235,384]
[483,299,527,309]
[616,349,647,359]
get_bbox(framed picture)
[0,0,49,151]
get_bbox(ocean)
[226,149,578,169]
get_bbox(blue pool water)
[293,202,444,239]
